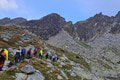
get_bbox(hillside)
[0,11,120,80]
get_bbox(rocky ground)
[46,30,120,80]
[0,15,120,80]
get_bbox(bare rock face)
[63,11,120,42]
[20,13,66,40]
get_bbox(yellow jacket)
[40,50,43,55]
[4,49,8,60]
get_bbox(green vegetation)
[117,61,120,64]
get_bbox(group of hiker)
[0,47,60,71]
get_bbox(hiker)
[45,53,49,59]
[0,49,6,71]
[39,49,43,59]
[56,53,59,61]
[27,48,32,59]
[33,49,37,57]
[49,51,53,60]
[52,54,56,62]
[20,47,26,61]
[4,49,9,60]
[14,49,21,65]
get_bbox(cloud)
[0,0,18,9]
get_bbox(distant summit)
[20,13,66,40]
[0,17,27,25]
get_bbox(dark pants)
[50,56,52,60]
[46,54,48,59]
[27,53,31,59]
[14,57,19,65]
[20,54,25,61]
[33,53,37,57]
[0,67,2,71]
[39,54,43,59]
[0,56,5,71]
[53,58,56,62]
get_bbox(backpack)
[15,52,20,58]
[21,49,26,55]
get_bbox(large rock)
[21,65,36,74]
[27,70,45,80]
[15,73,27,80]
[57,75,63,80]
[2,60,10,71]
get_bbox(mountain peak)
[94,12,104,18]
[115,11,120,17]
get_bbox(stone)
[2,60,10,71]
[60,70,68,80]
[15,73,27,80]
[21,65,36,74]
[57,75,63,80]
[8,66,17,71]
[24,59,30,63]
[47,62,54,68]
[70,72,76,77]
[27,70,45,80]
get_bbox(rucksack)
[15,52,20,58]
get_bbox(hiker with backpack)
[52,54,56,62]
[33,48,37,57]
[27,48,32,59]
[20,47,26,62]
[0,49,6,71]
[45,53,49,59]
[4,49,9,60]
[14,49,21,65]
[39,49,43,59]
[56,53,59,61]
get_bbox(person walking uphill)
[20,47,26,62]
[39,49,43,59]
[0,49,6,71]
[14,49,21,65]
[33,49,37,57]
[27,48,32,59]
[4,49,8,60]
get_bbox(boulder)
[27,70,45,80]
[2,60,10,71]
[57,75,63,80]
[21,65,36,74]
[15,73,27,80]
[60,70,68,80]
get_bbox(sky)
[0,0,120,23]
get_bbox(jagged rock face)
[110,24,120,34]
[63,13,113,41]
[63,21,75,36]
[114,11,120,23]
[21,13,66,40]
[0,17,27,25]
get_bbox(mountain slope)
[20,13,66,40]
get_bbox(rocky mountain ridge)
[0,17,27,25]
[0,12,120,41]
